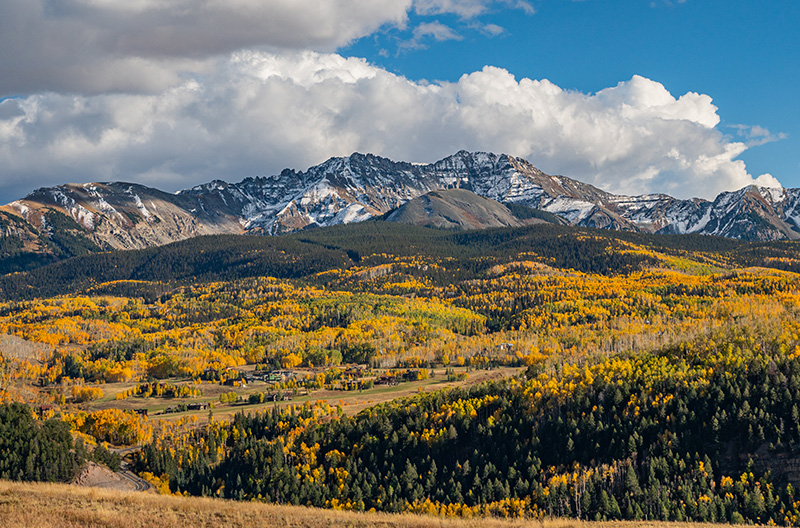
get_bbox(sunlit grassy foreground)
[0,480,739,528]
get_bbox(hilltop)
[385,188,561,230]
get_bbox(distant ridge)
[1,151,799,270]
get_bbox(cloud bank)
[0,51,779,203]
[0,0,534,96]
[0,0,413,95]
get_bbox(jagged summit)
[1,151,798,261]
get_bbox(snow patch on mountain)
[542,197,596,224]
[9,201,29,218]
[128,191,152,220]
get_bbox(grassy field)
[86,366,522,423]
[0,480,739,528]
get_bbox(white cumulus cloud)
[0,0,412,95]
[0,0,539,97]
[0,52,779,203]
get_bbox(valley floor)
[0,480,739,528]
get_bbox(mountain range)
[2,151,799,265]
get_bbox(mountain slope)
[2,151,798,273]
[385,189,536,230]
[3,182,245,251]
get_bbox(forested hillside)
[137,322,800,523]
[3,221,800,300]
[3,223,800,524]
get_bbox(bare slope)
[385,189,531,230]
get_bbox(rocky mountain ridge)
[2,151,799,259]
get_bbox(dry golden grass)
[0,480,738,528]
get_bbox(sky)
[0,0,797,204]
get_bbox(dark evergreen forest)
[3,221,800,300]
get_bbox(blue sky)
[347,0,798,187]
[0,0,796,203]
